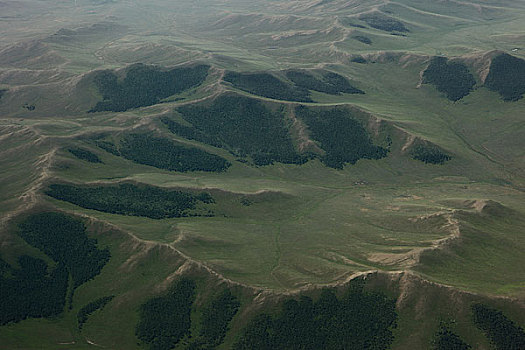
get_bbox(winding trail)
[0,145,57,232]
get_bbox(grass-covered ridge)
[414,202,525,297]
[422,57,476,101]
[89,64,209,112]
[223,71,312,102]
[295,106,388,168]
[96,133,231,173]
[172,95,305,165]
[46,182,215,219]
[2,0,525,347]
[484,53,525,101]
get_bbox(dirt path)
[0,146,57,232]
[286,105,323,154]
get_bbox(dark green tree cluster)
[175,95,305,165]
[23,103,36,111]
[472,303,525,350]
[295,106,388,169]
[235,287,397,350]
[104,133,230,172]
[339,18,366,28]
[411,144,451,164]
[89,64,209,112]
[77,295,115,330]
[161,117,223,148]
[119,133,230,172]
[46,183,215,219]
[484,53,525,101]
[18,212,110,289]
[223,72,312,102]
[0,255,68,325]
[190,289,240,349]
[359,13,409,32]
[0,88,7,100]
[423,57,476,101]
[1,212,110,325]
[432,323,471,350]
[285,70,364,95]
[352,35,372,45]
[136,278,196,350]
[68,147,103,163]
[94,140,121,156]
[351,56,368,64]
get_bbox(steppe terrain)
[0,0,524,349]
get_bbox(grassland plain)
[1,0,525,348]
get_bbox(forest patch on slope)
[1,212,109,325]
[484,53,525,101]
[94,133,230,173]
[409,141,452,165]
[46,182,215,219]
[136,278,241,350]
[224,70,364,102]
[235,284,397,350]
[285,70,364,95]
[89,64,209,112]
[295,106,388,169]
[359,12,409,33]
[68,147,103,163]
[472,303,525,350]
[422,57,476,101]
[0,255,68,325]
[171,95,305,165]
[223,71,312,102]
